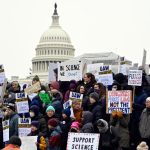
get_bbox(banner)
[18,118,31,137]
[67,133,100,150]
[24,82,41,95]
[3,120,9,142]
[58,61,82,81]
[20,136,37,150]
[106,90,132,114]
[15,93,29,114]
[128,70,142,86]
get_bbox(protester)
[28,121,47,150]
[139,97,150,148]
[3,136,22,150]
[70,121,80,132]
[48,118,62,150]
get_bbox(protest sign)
[18,118,31,137]
[58,61,82,81]
[63,100,72,109]
[119,64,128,75]
[0,64,5,84]
[48,63,58,83]
[106,90,132,114]
[20,136,37,150]
[24,82,41,95]
[128,70,142,86]
[15,93,29,114]
[39,92,52,105]
[3,120,9,142]
[67,132,100,150]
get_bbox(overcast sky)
[0,0,150,78]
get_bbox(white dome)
[39,26,71,43]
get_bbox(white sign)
[67,132,100,150]
[24,82,41,95]
[0,64,5,84]
[119,64,128,75]
[3,120,9,142]
[128,70,142,86]
[63,100,72,109]
[20,136,37,150]
[18,118,31,137]
[48,63,58,83]
[58,61,82,81]
[16,93,29,114]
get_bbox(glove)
[111,111,118,118]
[117,111,123,118]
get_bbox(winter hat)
[9,136,22,147]
[50,81,60,90]
[48,118,58,127]
[71,121,80,130]
[46,105,55,113]
[89,92,99,102]
[31,121,40,129]
[62,107,71,118]
[30,105,40,116]
[32,75,40,82]
[146,97,150,102]
[137,142,149,150]
[97,119,109,133]
[6,103,15,111]
[69,82,77,90]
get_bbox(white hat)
[137,142,149,150]
[146,97,150,102]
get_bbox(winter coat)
[110,115,130,148]
[48,125,62,150]
[80,111,94,133]
[60,117,72,150]
[9,113,19,138]
[3,144,21,150]
[139,108,150,139]
[99,126,120,150]
[31,114,47,137]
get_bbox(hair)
[85,73,96,84]
[94,83,106,98]
[76,85,86,93]
[9,136,22,147]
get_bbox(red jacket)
[3,144,21,150]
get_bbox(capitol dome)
[31,3,75,81]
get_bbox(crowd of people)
[0,70,150,150]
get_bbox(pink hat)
[71,121,80,130]
[50,81,60,90]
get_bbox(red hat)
[48,118,58,127]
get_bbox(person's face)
[47,110,54,118]
[50,85,54,91]
[112,85,117,91]
[62,113,67,119]
[80,86,85,94]
[94,85,100,90]
[31,126,37,132]
[6,108,13,116]
[73,102,81,110]
[48,125,54,130]
[146,100,150,108]
[12,82,19,91]
[89,97,96,104]
[84,75,91,83]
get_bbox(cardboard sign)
[128,70,142,86]
[58,61,82,81]
[15,93,29,114]
[3,120,9,142]
[18,118,31,137]
[24,82,41,95]
[67,133,100,150]
[106,90,132,114]
[20,136,37,150]
[39,93,52,105]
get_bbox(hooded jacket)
[80,111,94,133]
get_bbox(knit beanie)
[9,136,22,147]
[71,121,80,130]
[50,81,60,90]
[30,105,40,116]
[32,75,40,82]
[6,103,15,111]
[137,142,149,150]
[31,121,40,129]
[62,107,71,118]
[48,118,58,127]
[46,105,55,113]
[89,92,99,102]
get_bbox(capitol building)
[31,3,75,81]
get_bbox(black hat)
[6,103,15,111]
[9,136,22,147]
